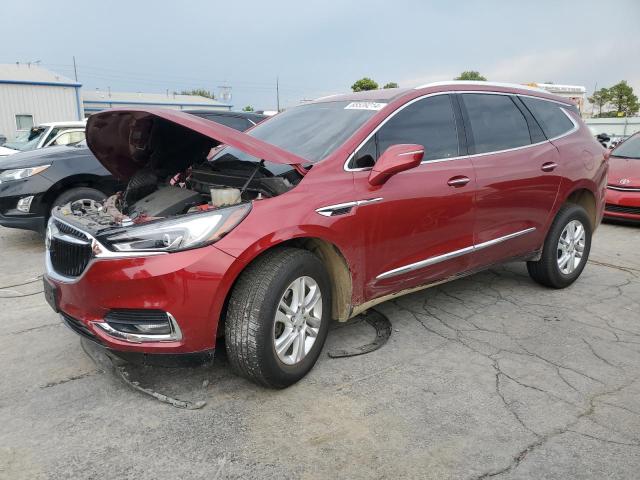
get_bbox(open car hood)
[86,108,307,181]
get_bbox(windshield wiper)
[612,155,640,159]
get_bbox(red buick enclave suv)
[44,82,607,388]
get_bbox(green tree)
[180,88,215,99]
[242,105,254,112]
[383,82,399,89]
[607,81,639,117]
[588,88,611,117]
[351,77,379,92]
[454,71,487,81]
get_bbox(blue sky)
[2,0,639,110]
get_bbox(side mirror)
[368,144,424,186]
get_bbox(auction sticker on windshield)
[344,102,387,110]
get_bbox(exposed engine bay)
[55,111,304,236]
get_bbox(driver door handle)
[541,162,558,172]
[447,176,470,187]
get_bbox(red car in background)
[605,132,640,223]
[44,82,607,388]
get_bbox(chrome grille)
[55,220,87,240]
[49,220,92,278]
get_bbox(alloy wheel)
[557,219,586,275]
[273,276,323,365]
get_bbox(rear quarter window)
[520,97,575,139]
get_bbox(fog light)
[17,195,34,213]
[95,309,182,342]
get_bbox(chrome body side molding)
[376,227,536,280]
[607,185,640,192]
[315,197,383,217]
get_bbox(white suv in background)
[0,120,86,157]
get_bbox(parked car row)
[0,121,87,157]
[0,110,266,233]
[38,81,609,388]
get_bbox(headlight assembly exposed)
[105,203,251,253]
[0,165,50,183]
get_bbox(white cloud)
[398,39,640,96]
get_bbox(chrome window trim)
[376,227,536,280]
[344,91,580,173]
[344,91,454,172]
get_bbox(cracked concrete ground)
[0,222,639,479]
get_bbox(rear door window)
[461,94,531,154]
[520,97,575,139]
[376,94,459,162]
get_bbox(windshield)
[611,134,640,159]
[212,100,382,164]
[4,127,47,151]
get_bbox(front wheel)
[527,204,592,288]
[51,187,106,212]
[225,248,331,388]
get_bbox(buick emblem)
[619,178,631,185]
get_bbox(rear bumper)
[45,243,240,354]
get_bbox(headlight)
[104,203,251,253]
[0,165,50,183]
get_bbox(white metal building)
[584,117,640,138]
[83,90,232,115]
[0,64,83,142]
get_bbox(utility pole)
[276,76,280,112]
[72,56,78,82]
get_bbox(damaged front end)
[50,108,307,257]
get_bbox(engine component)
[189,164,295,198]
[123,169,158,207]
[128,186,205,218]
[210,187,241,207]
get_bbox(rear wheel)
[527,204,592,288]
[225,248,331,388]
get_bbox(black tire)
[225,247,332,388]
[51,187,107,210]
[527,204,592,288]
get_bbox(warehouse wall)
[0,84,82,141]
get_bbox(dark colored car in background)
[0,110,266,233]
[604,131,640,223]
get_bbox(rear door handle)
[541,162,558,172]
[447,176,470,187]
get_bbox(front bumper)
[45,243,239,354]
[604,187,640,222]
[0,211,45,232]
[0,177,52,233]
